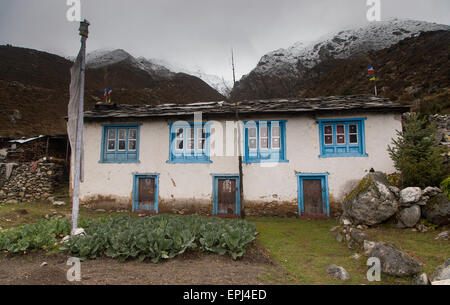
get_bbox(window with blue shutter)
[100,124,141,163]
[317,118,368,158]
[168,122,211,163]
[243,120,288,163]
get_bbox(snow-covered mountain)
[232,18,450,100]
[84,49,231,96]
[250,18,450,79]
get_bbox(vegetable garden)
[0,215,258,263]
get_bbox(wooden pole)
[231,48,244,218]
[71,20,89,234]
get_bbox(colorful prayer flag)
[367,65,376,81]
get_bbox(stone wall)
[0,159,66,203]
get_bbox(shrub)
[440,177,450,199]
[388,113,447,188]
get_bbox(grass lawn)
[250,217,450,285]
[1,200,448,285]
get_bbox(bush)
[0,218,93,253]
[62,215,257,262]
[440,177,450,199]
[388,113,447,188]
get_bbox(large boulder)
[399,187,422,206]
[422,193,450,226]
[398,205,421,228]
[364,241,422,277]
[431,258,450,282]
[342,172,398,226]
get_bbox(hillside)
[231,19,450,104]
[0,46,224,138]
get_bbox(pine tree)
[388,113,447,188]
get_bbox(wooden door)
[302,179,324,215]
[217,178,237,215]
[138,177,156,210]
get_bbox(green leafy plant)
[440,177,450,199]
[63,215,257,263]
[388,113,447,188]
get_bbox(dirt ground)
[0,244,292,285]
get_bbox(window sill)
[99,160,141,164]
[318,153,368,158]
[243,159,289,164]
[167,160,213,164]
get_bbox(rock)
[72,228,85,237]
[413,273,429,285]
[398,205,421,228]
[341,218,352,226]
[350,229,370,243]
[351,253,361,260]
[40,262,48,267]
[62,235,71,243]
[363,240,376,256]
[326,265,350,281]
[6,199,19,204]
[431,258,450,282]
[422,187,442,197]
[435,231,449,240]
[399,187,422,206]
[342,172,398,226]
[388,186,400,198]
[416,223,429,233]
[95,209,106,212]
[422,193,450,226]
[335,232,343,243]
[53,201,66,206]
[364,242,422,277]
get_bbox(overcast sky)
[1,0,449,81]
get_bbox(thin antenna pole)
[231,48,236,85]
[231,47,244,218]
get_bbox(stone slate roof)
[83,95,410,120]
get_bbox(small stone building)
[75,95,410,217]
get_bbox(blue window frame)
[243,120,287,163]
[100,124,141,163]
[317,118,368,158]
[168,122,212,163]
[296,173,330,217]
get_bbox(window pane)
[129,140,136,151]
[325,135,333,145]
[176,140,183,150]
[260,126,268,137]
[249,138,257,149]
[336,125,345,134]
[176,128,183,138]
[118,140,126,151]
[129,129,137,140]
[272,137,280,149]
[349,124,357,134]
[248,127,257,138]
[108,140,115,150]
[260,138,268,149]
[108,129,116,139]
[272,126,280,137]
[324,126,332,135]
[198,139,205,150]
[350,134,358,144]
[337,135,345,144]
[118,129,126,140]
[187,139,194,150]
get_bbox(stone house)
[75,95,409,217]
